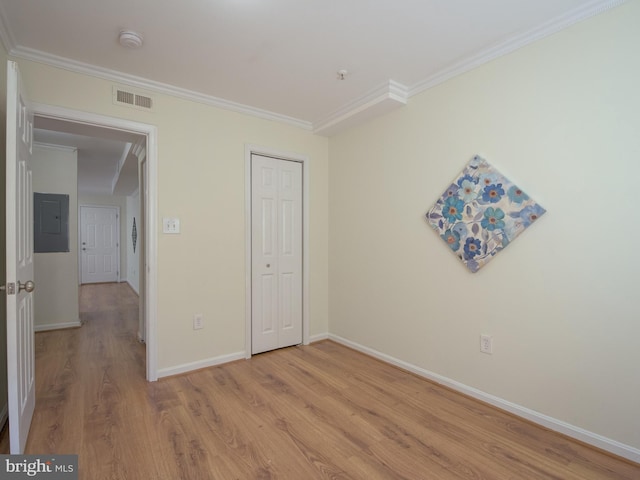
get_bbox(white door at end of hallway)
[80,206,119,284]
[251,154,302,354]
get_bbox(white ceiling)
[0,0,624,134]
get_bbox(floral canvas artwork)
[426,155,545,273]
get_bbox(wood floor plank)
[0,282,638,479]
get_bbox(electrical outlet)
[480,334,493,354]
[193,313,204,330]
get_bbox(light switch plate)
[163,217,180,234]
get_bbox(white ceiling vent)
[113,86,154,111]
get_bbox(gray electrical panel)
[34,192,70,253]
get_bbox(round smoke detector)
[119,30,143,49]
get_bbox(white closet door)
[251,154,302,354]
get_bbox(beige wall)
[328,2,640,451]
[16,57,330,371]
[32,144,80,329]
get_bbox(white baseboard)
[308,333,329,343]
[35,320,82,332]
[328,334,640,464]
[125,280,139,295]
[157,351,246,378]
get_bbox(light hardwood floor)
[1,282,638,479]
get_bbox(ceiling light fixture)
[118,30,144,49]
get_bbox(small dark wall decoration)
[34,192,70,253]
[132,217,137,253]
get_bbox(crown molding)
[408,0,628,97]
[9,45,313,132]
[1,0,627,137]
[33,142,78,153]
[313,80,408,136]
[314,0,627,135]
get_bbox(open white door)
[4,61,36,453]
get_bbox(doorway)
[244,145,310,357]
[32,103,158,381]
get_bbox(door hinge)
[1,282,16,295]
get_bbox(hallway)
[0,283,144,457]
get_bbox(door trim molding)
[31,102,159,381]
[78,204,121,284]
[244,144,310,358]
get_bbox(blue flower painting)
[426,155,546,273]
